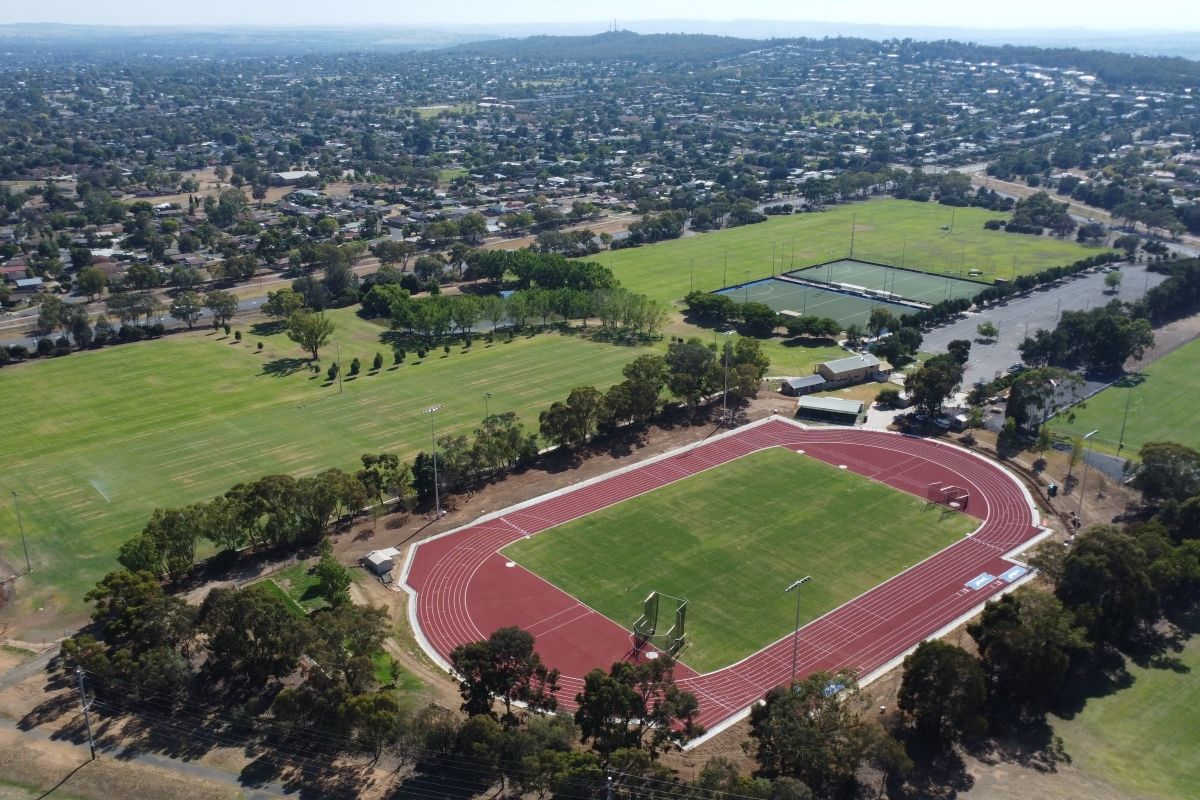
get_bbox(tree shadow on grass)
[259,357,310,377]
[962,718,1071,775]
[1052,647,1133,721]
[780,335,839,349]
[888,738,975,799]
[250,321,286,336]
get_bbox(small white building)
[362,547,400,577]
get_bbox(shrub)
[372,352,383,371]
[443,344,451,356]
[234,330,242,341]
[348,357,361,376]
[223,323,231,335]
[36,338,54,356]
[416,348,427,359]
[327,362,340,381]
[257,341,263,350]
[8,344,29,359]
[876,387,900,407]
[393,348,405,364]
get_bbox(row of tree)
[1019,301,1155,373]
[538,339,770,450]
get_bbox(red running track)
[401,418,1047,740]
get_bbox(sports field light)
[1076,429,1100,522]
[424,405,444,519]
[785,576,812,687]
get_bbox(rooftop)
[821,353,881,374]
[796,396,865,414]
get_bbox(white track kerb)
[399,415,1053,751]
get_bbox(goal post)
[927,482,970,511]
[631,591,688,657]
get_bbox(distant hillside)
[440,29,1200,89]
[0,23,496,56]
[444,30,773,63]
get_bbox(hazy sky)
[2,0,1196,31]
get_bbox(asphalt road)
[922,262,1168,387]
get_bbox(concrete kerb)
[398,414,1051,751]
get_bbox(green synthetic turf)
[503,447,976,673]
[592,199,1109,305]
[717,278,915,327]
[1049,336,1200,456]
[0,309,652,627]
[1054,635,1200,799]
[785,258,986,304]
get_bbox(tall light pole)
[1076,429,1099,522]
[689,259,694,293]
[482,392,492,421]
[424,405,444,519]
[1117,384,1133,453]
[720,331,734,425]
[786,576,812,687]
[11,491,30,575]
[744,269,750,302]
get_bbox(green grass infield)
[1049,336,1200,456]
[502,446,977,673]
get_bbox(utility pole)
[689,258,694,293]
[722,252,728,287]
[11,491,30,575]
[482,392,492,420]
[849,211,856,257]
[786,576,812,687]
[75,668,96,760]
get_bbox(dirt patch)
[0,728,245,800]
[1128,312,1200,368]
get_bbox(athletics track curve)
[400,417,1047,743]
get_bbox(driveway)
[922,262,1167,387]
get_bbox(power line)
[81,670,774,800]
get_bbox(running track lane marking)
[401,416,1050,747]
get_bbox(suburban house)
[816,353,892,387]
[795,396,866,426]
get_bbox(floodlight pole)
[1117,385,1133,452]
[12,491,31,575]
[482,392,492,421]
[849,212,856,257]
[689,259,694,293]
[424,405,444,519]
[786,576,812,687]
[1076,429,1099,522]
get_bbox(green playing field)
[503,447,976,673]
